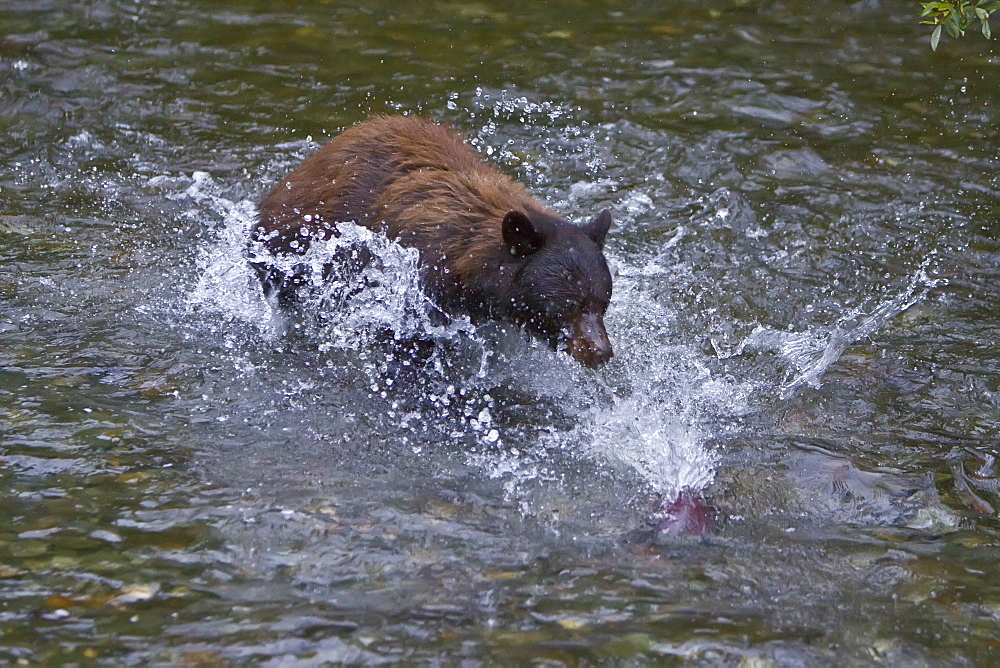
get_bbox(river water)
[2,0,999,663]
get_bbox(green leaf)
[984,1,1000,12]
[945,11,964,36]
[983,18,993,38]
[932,23,944,49]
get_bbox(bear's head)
[501,208,614,369]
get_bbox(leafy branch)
[920,1,1000,50]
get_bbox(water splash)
[249,223,475,352]
[735,257,946,398]
[584,398,718,498]
[550,269,754,503]
[184,170,475,354]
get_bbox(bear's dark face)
[502,209,614,368]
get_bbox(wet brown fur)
[257,116,545,280]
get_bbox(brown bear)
[251,115,614,368]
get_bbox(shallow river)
[2,0,999,663]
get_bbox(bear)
[251,115,614,368]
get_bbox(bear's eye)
[560,297,586,314]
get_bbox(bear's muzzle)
[567,313,613,369]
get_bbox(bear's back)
[256,116,499,248]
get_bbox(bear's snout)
[567,313,613,369]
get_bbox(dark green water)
[2,0,999,663]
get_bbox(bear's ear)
[585,209,612,249]
[502,210,545,256]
